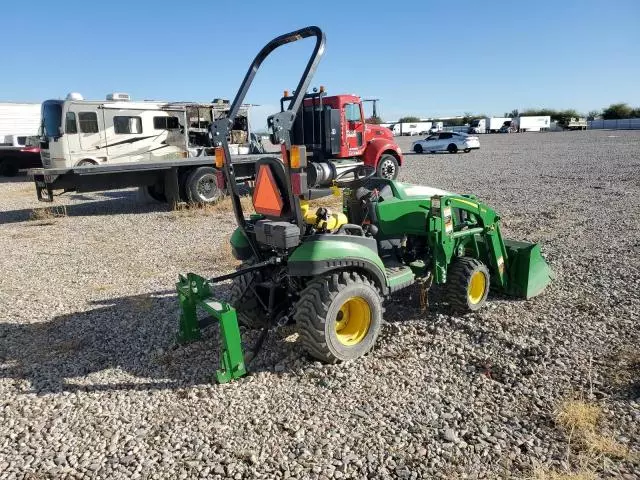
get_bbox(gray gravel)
[1,130,639,479]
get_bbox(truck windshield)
[470,120,480,127]
[42,101,63,138]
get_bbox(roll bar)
[211,26,326,256]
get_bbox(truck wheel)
[376,154,399,180]
[413,144,423,154]
[228,258,267,329]
[0,160,18,177]
[445,257,490,312]
[447,144,458,154]
[185,167,222,204]
[76,159,97,166]
[294,271,383,363]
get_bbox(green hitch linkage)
[176,272,247,384]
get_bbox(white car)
[412,132,480,154]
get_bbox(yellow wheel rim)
[468,270,487,304]
[335,297,371,346]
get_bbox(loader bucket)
[503,239,552,299]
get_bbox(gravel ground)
[1,130,639,479]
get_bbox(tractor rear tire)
[228,258,267,329]
[294,271,383,363]
[445,257,490,312]
[447,144,458,154]
[376,154,399,180]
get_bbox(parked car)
[0,135,42,176]
[412,132,480,154]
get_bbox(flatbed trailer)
[29,154,265,205]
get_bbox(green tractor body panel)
[288,236,389,291]
[230,227,252,260]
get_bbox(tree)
[631,108,640,118]
[365,116,383,124]
[587,110,601,121]
[601,103,633,119]
[505,109,519,118]
[398,116,420,123]
[461,112,474,125]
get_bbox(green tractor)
[176,26,552,383]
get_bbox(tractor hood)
[392,182,453,199]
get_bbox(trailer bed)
[29,154,270,204]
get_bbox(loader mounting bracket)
[176,273,247,383]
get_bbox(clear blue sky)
[2,0,638,127]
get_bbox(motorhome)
[39,93,251,169]
[468,117,512,134]
[390,122,432,136]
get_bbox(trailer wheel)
[376,154,399,180]
[447,144,458,154]
[413,144,423,154]
[228,258,267,329]
[294,271,383,363]
[185,167,222,204]
[445,257,490,312]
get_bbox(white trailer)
[0,102,41,145]
[512,116,551,132]
[468,117,511,134]
[391,121,432,136]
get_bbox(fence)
[588,118,640,130]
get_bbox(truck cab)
[273,90,402,179]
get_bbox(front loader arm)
[428,195,508,288]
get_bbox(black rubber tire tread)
[447,143,458,154]
[376,154,399,180]
[294,271,383,363]
[185,166,221,204]
[445,257,490,312]
[228,258,267,329]
[413,144,423,154]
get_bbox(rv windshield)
[42,101,63,138]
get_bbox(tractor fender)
[288,234,389,294]
[363,138,403,168]
[230,227,253,260]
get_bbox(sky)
[1,0,639,129]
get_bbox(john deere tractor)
[176,26,552,383]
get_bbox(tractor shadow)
[0,289,297,394]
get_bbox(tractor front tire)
[445,257,490,312]
[228,258,267,329]
[294,271,383,363]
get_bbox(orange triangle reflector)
[253,165,284,216]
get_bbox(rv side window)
[153,116,180,130]
[65,112,78,134]
[114,116,143,134]
[79,112,99,133]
